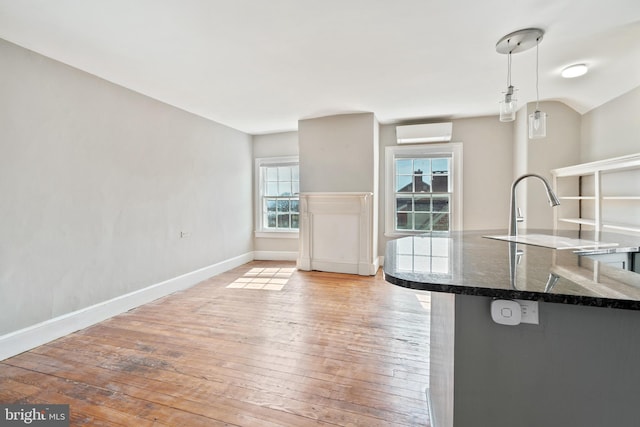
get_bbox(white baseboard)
[0,252,253,361]
[253,250,298,261]
[426,388,437,427]
[307,259,379,276]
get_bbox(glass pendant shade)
[499,85,516,122]
[528,110,547,139]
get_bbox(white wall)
[299,113,377,193]
[451,117,514,231]
[0,39,253,335]
[581,85,640,163]
[253,131,299,158]
[252,131,299,256]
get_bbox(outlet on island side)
[515,299,539,324]
[491,299,540,326]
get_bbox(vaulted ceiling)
[1,0,639,134]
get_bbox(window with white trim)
[255,157,299,236]
[385,143,463,235]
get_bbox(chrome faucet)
[509,173,560,236]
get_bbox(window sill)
[255,231,299,239]
[385,231,420,238]
[384,230,450,238]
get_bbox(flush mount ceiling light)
[495,28,546,139]
[561,63,588,78]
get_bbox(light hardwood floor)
[0,261,431,426]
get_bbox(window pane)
[266,199,276,212]
[290,200,299,212]
[396,175,413,192]
[396,212,413,230]
[396,197,413,212]
[433,213,449,231]
[432,174,449,192]
[292,182,299,195]
[396,159,413,175]
[277,214,290,228]
[432,158,449,174]
[292,166,299,180]
[277,200,290,212]
[267,213,277,228]
[266,167,278,181]
[414,174,431,192]
[414,159,431,175]
[432,195,449,212]
[415,213,431,231]
[291,214,299,229]
[278,181,292,196]
[414,196,431,211]
[278,166,291,181]
[266,182,278,196]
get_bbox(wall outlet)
[515,299,539,324]
[180,231,191,238]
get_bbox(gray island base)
[384,230,640,427]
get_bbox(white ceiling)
[1,0,639,134]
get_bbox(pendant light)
[499,49,517,122]
[496,28,545,133]
[528,35,547,139]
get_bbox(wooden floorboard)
[0,261,431,426]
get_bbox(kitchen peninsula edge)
[383,230,640,427]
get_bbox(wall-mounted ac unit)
[396,122,453,144]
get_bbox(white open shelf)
[602,196,640,200]
[552,152,640,235]
[602,223,640,234]
[559,196,596,200]
[558,218,596,226]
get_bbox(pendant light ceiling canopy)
[496,28,544,55]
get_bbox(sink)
[483,234,619,250]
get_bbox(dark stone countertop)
[383,230,640,310]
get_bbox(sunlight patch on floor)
[226,267,295,291]
[415,292,431,310]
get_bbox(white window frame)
[385,143,463,236]
[254,156,299,238]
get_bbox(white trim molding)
[0,252,253,361]
[253,250,299,261]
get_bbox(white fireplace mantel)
[297,192,378,276]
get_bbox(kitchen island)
[384,230,640,427]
